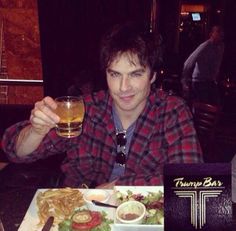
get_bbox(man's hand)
[15,96,60,156]
[30,96,60,136]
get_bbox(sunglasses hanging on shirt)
[116,130,127,165]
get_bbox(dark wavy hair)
[100,22,162,73]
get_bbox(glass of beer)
[54,96,85,138]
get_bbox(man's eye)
[130,72,142,77]
[110,72,120,78]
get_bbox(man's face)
[106,53,156,116]
[211,27,224,43]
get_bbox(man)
[2,22,202,189]
[182,26,224,105]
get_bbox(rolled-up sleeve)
[2,121,68,163]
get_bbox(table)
[0,156,64,231]
[0,164,235,231]
[0,187,36,230]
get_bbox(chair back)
[192,101,221,162]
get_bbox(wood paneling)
[0,0,43,104]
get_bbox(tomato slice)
[72,211,102,230]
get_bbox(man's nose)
[120,76,131,92]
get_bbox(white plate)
[18,188,115,231]
[113,186,164,231]
[18,186,164,231]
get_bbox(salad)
[116,189,164,225]
[58,209,113,231]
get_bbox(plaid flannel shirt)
[2,90,203,187]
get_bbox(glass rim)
[55,95,83,102]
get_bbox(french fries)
[36,187,84,225]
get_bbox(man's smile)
[119,94,135,102]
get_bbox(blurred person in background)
[181,25,224,105]
[67,69,95,96]
[2,22,202,189]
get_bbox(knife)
[41,216,54,231]
[92,200,118,208]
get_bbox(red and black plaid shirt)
[2,90,203,187]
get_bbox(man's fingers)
[32,98,60,125]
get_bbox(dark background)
[37,0,236,97]
[37,0,152,97]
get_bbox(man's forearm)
[16,125,46,157]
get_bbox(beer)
[54,96,85,138]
